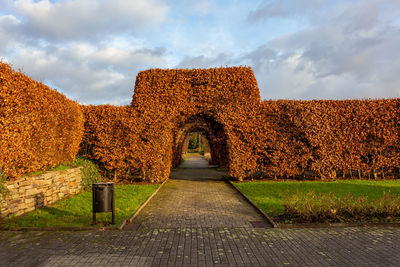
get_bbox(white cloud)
[247,0,330,22]
[0,0,170,104]
[0,0,13,11]
[2,0,400,104]
[0,15,21,54]
[243,0,400,100]
[13,0,168,41]
[185,0,211,15]
[177,53,232,69]
[8,41,167,105]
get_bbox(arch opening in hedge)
[172,115,229,169]
[180,132,211,160]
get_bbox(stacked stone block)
[0,167,82,218]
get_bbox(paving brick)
[132,167,265,229]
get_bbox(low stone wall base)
[1,167,82,218]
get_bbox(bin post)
[111,184,115,225]
[92,184,96,225]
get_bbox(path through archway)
[172,115,229,170]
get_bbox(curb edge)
[226,179,278,228]
[119,178,169,230]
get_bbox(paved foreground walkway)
[1,227,400,266]
[1,156,400,266]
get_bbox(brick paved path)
[1,227,400,266]
[130,156,266,229]
[1,155,400,266]
[178,154,216,169]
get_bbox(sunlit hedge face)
[0,62,84,179]
[82,67,400,182]
[2,61,399,182]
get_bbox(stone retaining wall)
[0,167,82,217]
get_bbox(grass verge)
[2,184,159,229]
[233,179,400,224]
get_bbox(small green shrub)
[72,157,101,191]
[0,167,9,198]
[283,191,400,223]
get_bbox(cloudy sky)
[1,0,399,105]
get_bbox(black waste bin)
[92,182,115,225]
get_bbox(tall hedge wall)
[80,66,400,181]
[252,99,400,180]
[1,62,399,181]
[80,105,173,182]
[0,62,84,179]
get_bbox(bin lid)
[92,182,114,186]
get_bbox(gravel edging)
[0,226,117,231]
[118,178,168,230]
[277,222,400,228]
[226,179,277,228]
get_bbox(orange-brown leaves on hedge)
[4,62,398,182]
[80,105,173,182]
[257,99,400,180]
[83,65,400,181]
[128,67,262,180]
[80,67,262,181]
[0,61,84,179]
[131,67,260,116]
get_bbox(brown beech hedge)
[0,62,84,179]
[80,105,173,182]
[2,61,399,181]
[81,67,400,181]
[80,67,260,181]
[256,99,400,180]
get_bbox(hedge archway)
[172,114,229,168]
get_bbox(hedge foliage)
[254,99,400,180]
[80,105,173,182]
[1,62,399,181]
[81,66,400,181]
[131,67,262,180]
[80,67,259,181]
[0,62,84,179]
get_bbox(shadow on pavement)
[172,154,226,181]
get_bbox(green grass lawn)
[234,179,400,219]
[2,184,159,229]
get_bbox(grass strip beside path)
[234,179,400,223]
[2,184,160,229]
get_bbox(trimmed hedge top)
[131,67,260,110]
